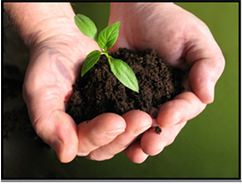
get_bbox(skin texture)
[4,2,225,164]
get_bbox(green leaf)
[97,21,120,51]
[81,50,101,77]
[74,14,97,40]
[110,57,139,93]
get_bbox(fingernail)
[172,118,181,126]
[133,126,151,136]
[104,129,125,137]
[163,118,181,128]
[208,83,215,103]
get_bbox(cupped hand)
[108,2,225,162]
[22,17,154,163]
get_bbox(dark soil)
[155,126,162,134]
[66,48,184,124]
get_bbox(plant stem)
[104,52,112,66]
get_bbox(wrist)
[4,3,76,49]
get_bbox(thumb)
[23,87,78,163]
[184,23,225,104]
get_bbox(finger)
[87,110,152,161]
[141,121,186,156]
[184,25,225,104]
[125,140,149,164]
[40,110,78,163]
[24,89,78,163]
[157,91,206,128]
[77,113,126,157]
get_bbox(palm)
[23,27,101,162]
[109,3,206,67]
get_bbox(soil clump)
[66,48,184,124]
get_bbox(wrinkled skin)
[22,3,225,163]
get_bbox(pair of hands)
[22,3,225,163]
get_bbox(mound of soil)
[66,48,184,124]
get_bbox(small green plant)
[74,14,139,93]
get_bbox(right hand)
[22,15,153,163]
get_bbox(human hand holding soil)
[108,2,225,162]
[4,3,154,163]
[4,2,225,164]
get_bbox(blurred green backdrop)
[3,2,239,179]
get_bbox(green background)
[3,2,239,179]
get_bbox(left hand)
[105,2,225,163]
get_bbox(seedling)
[74,14,139,93]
